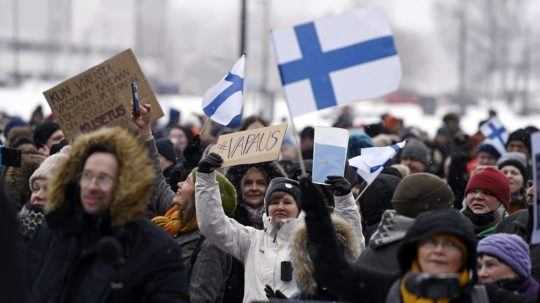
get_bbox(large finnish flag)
[480,117,508,156]
[349,141,406,185]
[272,6,401,117]
[202,55,245,127]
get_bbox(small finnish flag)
[202,55,245,127]
[480,117,508,156]
[349,141,406,185]
[272,6,401,117]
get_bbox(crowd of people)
[1,103,540,303]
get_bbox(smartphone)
[280,261,293,282]
[131,80,141,118]
[1,146,22,167]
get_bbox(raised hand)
[325,175,351,196]
[197,153,223,173]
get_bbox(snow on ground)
[0,83,538,137]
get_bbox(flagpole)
[354,180,369,204]
[199,118,212,140]
[286,113,307,176]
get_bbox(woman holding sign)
[194,152,362,303]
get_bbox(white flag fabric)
[480,117,508,156]
[272,6,401,117]
[202,55,245,127]
[312,127,349,184]
[349,140,406,185]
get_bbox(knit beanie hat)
[33,121,60,147]
[29,146,70,189]
[507,129,531,154]
[264,177,302,212]
[465,167,510,209]
[478,233,531,279]
[347,131,374,158]
[497,152,528,181]
[192,169,237,216]
[4,117,27,139]
[156,138,177,164]
[391,173,454,218]
[400,139,430,167]
[477,143,501,160]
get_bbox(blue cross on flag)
[202,55,245,127]
[348,141,406,185]
[272,6,401,117]
[480,117,508,156]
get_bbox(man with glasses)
[27,127,189,303]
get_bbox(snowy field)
[0,81,538,138]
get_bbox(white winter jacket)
[195,171,363,303]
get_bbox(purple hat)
[477,233,531,279]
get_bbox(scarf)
[400,262,470,303]
[151,203,198,236]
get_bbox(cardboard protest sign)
[43,49,163,141]
[531,133,540,244]
[211,124,288,167]
[312,127,349,184]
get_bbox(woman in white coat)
[195,153,363,303]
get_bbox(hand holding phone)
[131,80,141,118]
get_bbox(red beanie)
[465,167,510,209]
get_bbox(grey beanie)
[400,139,430,167]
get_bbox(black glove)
[197,153,223,173]
[325,175,351,196]
[299,176,328,215]
[264,285,287,299]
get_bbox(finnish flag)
[272,6,401,117]
[202,55,245,127]
[349,141,406,185]
[480,117,508,156]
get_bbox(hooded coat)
[195,171,362,303]
[27,127,189,303]
[356,210,415,276]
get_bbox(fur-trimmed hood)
[291,214,361,295]
[46,127,155,227]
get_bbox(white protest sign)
[211,124,288,167]
[312,127,349,184]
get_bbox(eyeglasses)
[419,237,463,252]
[79,171,115,189]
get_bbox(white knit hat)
[29,146,70,188]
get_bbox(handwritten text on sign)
[212,124,288,167]
[43,49,163,141]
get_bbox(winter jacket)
[301,178,396,303]
[290,214,361,300]
[147,138,176,216]
[195,171,362,303]
[356,210,415,276]
[27,128,189,303]
[189,239,233,303]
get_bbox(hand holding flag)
[349,140,406,186]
